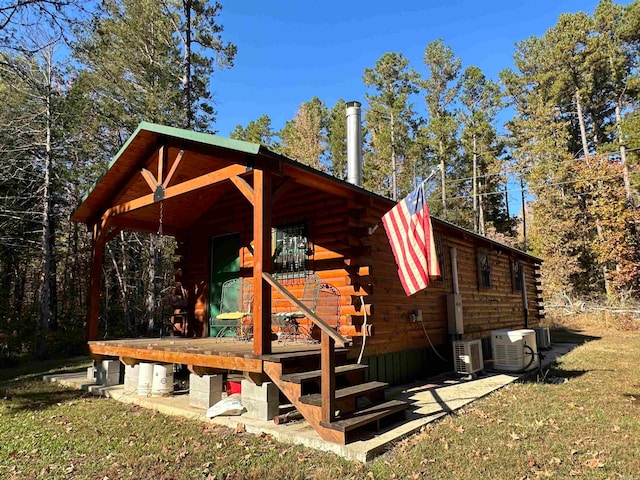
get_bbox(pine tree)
[327,99,348,180]
[230,114,275,147]
[72,0,235,334]
[459,66,510,236]
[279,97,328,171]
[159,0,236,130]
[420,39,461,221]
[362,52,419,199]
[501,0,640,303]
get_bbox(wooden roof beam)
[230,175,255,205]
[102,164,247,222]
[140,168,159,192]
[140,147,186,194]
[157,144,165,185]
[162,149,185,188]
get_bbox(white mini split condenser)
[491,329,538,372]
[533,327,551,350]
[453,339,484,375]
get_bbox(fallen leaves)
[585,458,605,469]
[175,447,189,462]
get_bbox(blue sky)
[212,0,616,137]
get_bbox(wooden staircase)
[262,272,408,444]
[263,350,408,444]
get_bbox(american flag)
[382,183,441,296]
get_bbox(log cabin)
[71,105,544,444]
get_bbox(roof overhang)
[71,122,541,263]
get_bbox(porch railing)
[262,272,351,422]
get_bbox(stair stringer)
[263,361,347,444]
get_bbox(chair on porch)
[214,278,253,340]
[315,282,342,334]
[272,273,322,343]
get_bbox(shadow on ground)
[624,393,640,403]
[528,367,591,385]
[550,327,600,344]
[0,357,90,383]
[0,382,89,412]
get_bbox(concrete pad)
[43,342,577,463]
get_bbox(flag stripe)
[396,202,428,291]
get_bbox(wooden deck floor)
[88,337,325,373]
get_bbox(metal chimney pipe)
[346,101,363,187]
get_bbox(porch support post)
[86,222,105,342]
[321,331,336,423]
[252,169,272,356]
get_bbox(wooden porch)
[88,336,340,374]
[88,334,408,444]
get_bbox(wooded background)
[0,0,638,361]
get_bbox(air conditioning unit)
[453,339,484,375]
[533,327,551,350]
[491,329,538,372]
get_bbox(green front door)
[209,233,240,337]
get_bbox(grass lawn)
[1,313,639,479]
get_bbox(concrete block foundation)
[189,374,223,409]
[241,379,279,421]
[95,360,121,386]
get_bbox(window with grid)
[272,222,310,281]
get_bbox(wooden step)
[320,399,408,433]
[260,348,349,363]
[299,381,387,407]
[280,363,368,384]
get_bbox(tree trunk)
[38,54,57,358]
[390,110,397,201]
[145,235,157,334]
[120,231,131,329]
[520,176,527,250]
[439,140,447,220]
[505,184,510,218]
[614,101,633,204]
[472,134,478,233]
[106,236,131,333]
[594,219,613,300]
[182,0,192,128]
[478,180,485,236]
[575,88,590,160]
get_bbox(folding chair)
[212,278,248,338]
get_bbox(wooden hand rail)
[262,272,349,348]
[262,272,343,423]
